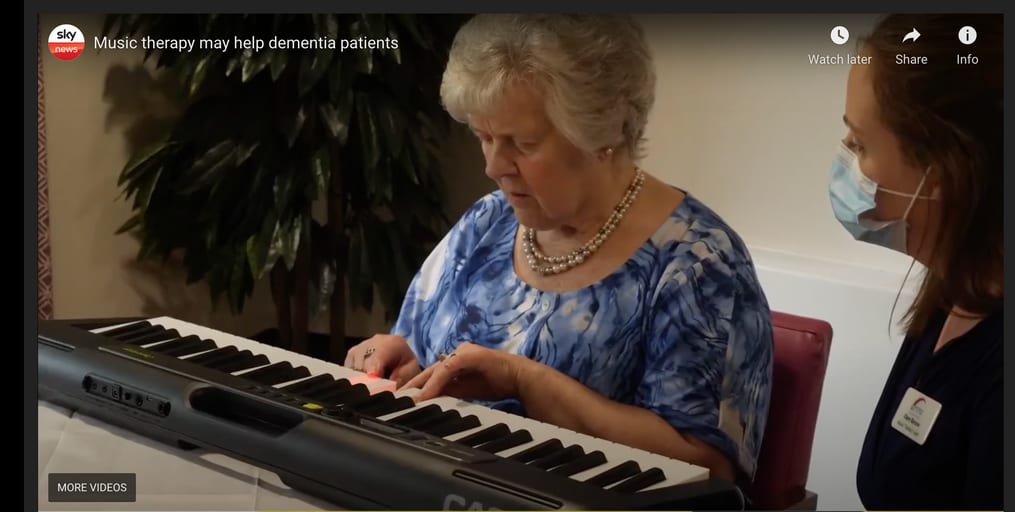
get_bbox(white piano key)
[89,320,150,334]
[378,392,708,490]
[142,317,397,394]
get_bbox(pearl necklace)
[521,169,645,276]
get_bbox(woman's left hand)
[400,342,532,403]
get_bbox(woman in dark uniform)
[828,14,1002,510]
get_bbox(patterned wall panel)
[38,20,53,320]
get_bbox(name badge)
[890,387,942,445]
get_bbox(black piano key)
[530,445,585,470]
[158,337,218,357]
[403,409,461,431]
[279,374,333,394]
[611,467,666,493]
[208,350,268,373]
[200,349,257,371]
[347,391,399,413]
[356,395,416,417]
[549,450,608,476]
[239,362,308,386]
[476,430,533,453]
[299,378,347,398]
[584,460,642,488]
[146,335,200,353]
[126,329,181,346]
[226,353,271,373]
[387,404,444,427]
[115,326,168,343]
[98,321,152,338]
[185,345,239,365]
[456,423,511,447]
[424,414,482,437]
[315,385,370,407]
[508,439,564,463]
[349,392,395,408]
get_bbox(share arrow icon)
[903,28,921,42]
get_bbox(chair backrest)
[749,311,833,510]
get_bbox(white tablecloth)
[38,400,340,511]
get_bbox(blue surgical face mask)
[828,141,935,254]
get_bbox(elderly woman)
[345,14,773,486]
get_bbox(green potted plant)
[107,14,467,359]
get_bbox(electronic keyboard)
[37,316,745,510]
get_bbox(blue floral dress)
[391,190,773,480]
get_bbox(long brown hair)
[861,14,1003,337]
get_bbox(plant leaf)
[325,59,355,144]
[356,44,374,75]
[241,47,274,83]
[396,141,419,185]
[279,215,303,270]
[132,164,164,211]
[375,98,403,158]
[246,210,274,280]
[234,142,260,167]
[335,89,354,144]
[189,54,214,96]
[310,258,336,317]
[385,24,402,64]
[281,104,306,148]
[225,54,242,77]
[317,103,342,140]
[394,14,430,50]
[356,94,380,170]
[298,48,334,97]
[118,140,171,187]
[272,171,295,215]
[115,213,142,235]
[182,141,237,193]
[308,220,336,317]
[313,13,339,40]
[310,145,331,201]
[269,50,288,81]
[258,216,280,275]
[378,156,392,203]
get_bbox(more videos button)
[48,473,136,502]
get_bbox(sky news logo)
[49,24,85,60]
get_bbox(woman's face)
[468,84,599,230]
[842,57,940,259]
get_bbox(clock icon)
[831,26,850,45]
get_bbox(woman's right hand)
[344,334,421,387]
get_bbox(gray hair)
[440,14,656,160]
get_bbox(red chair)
[748,311,833,510]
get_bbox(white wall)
[637,14,922,510]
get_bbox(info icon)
[49,24,85,61]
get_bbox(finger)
[350,351,363,371]
[400,363,436,392]
[343,347,356,368]
[413,356,466,403]
[362,349,387,375]
[390,362,421,388]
